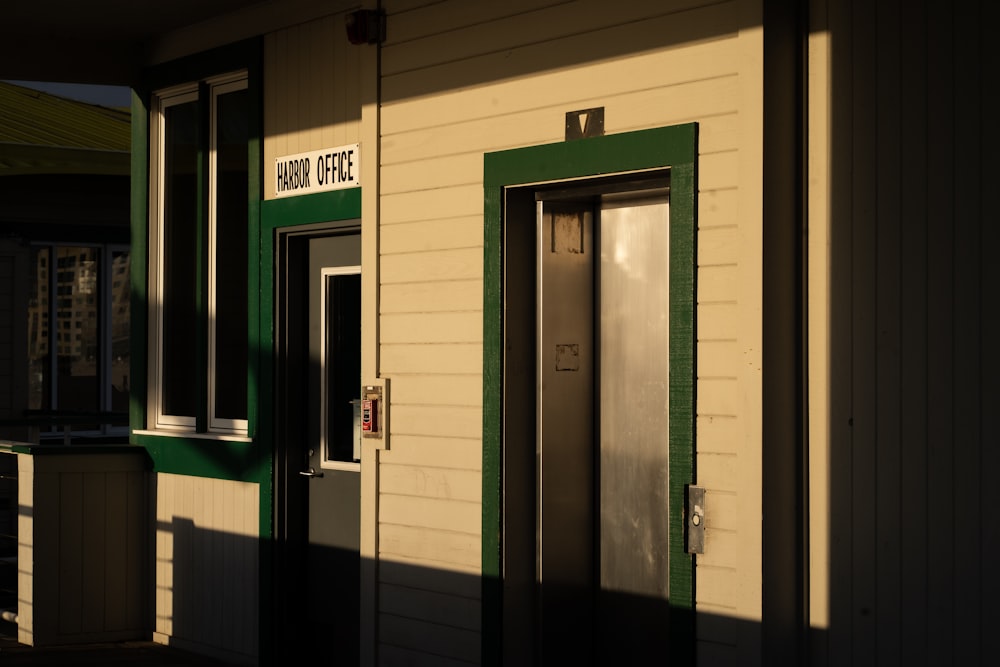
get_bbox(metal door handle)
[299,467,324,478]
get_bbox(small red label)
[362,399,374,432]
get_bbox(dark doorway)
[275,222,361,662]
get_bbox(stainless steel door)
[536,190,671,663]
[537,201,596,663]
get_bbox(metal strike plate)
[686,485,706,555]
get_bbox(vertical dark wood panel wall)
[819,0,998,664]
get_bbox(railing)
[0,410,129,445]
[0,439,149,645]
[0,411,129,622]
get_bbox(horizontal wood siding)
[263,13,361,201]
[810,0,998,665]
[154,472,258,664]
[378,0,763,663]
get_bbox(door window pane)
[324,271,361,464]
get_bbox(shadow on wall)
[138,3,999,666]
[158,518,259,664]
[160,513,769,666]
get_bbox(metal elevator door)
[536,190,671,664]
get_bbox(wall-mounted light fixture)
[345,8,386,45]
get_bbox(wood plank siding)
[247,1,1000,665]
[154,473,259,664]
[808,0,998,665]
[374,0,764,663]
[14,451,147,646]
[263,13,361,201]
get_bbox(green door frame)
[481,123,698,665]
[257,187,363,663]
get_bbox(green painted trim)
[246,57,263,446]
[240,48,276,663]
[255,188,363,490]
[668,160,697,651]
[482,177,504,663]
[482,123,698,665]
[484,124,697,187]
[260,188,361,470]
[260,188,363,231]
[256,189,364,477]
[256,187,362,665]
[131,433,263,482]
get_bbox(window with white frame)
[148,72,249,435]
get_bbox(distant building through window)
[1,79,131,442]
[28,245,130,436]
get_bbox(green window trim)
[481,123,697,665]
[129,38,263,483]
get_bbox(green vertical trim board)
[246,51,263,446]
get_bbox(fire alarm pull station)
[361,384,383,438]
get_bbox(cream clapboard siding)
[154,473,259,665]
[377,0,763,664]
[263,13,362,201]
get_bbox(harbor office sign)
[274,143,359,198]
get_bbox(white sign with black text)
[274,143,360,198]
